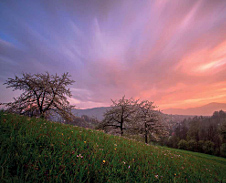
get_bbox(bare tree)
[102,96,138,136]
[133,100,168,143]
[3,72,75,121]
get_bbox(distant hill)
[72,102,226,123]
[72,107,195,123]
[163,102,226,116]
[72,107,110,121]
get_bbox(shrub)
[203,141,215,155]
[214,148,220,156]
[220,143,226,157]
[178,139,188,150]
[197,140,204,153]
[187,140,197,151]
[168,136,179,148]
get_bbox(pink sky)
[0,0,226,110]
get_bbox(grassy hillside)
[0,112,225,182]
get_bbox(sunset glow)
[0,0,226,110]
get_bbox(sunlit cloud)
[0,0,226,110]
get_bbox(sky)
[0,0,226,110]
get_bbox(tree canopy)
[3,72,75,121]
[102,96,168,142]
[133,100,168,143]
[102,96,139,136]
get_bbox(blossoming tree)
[3,72,75,121]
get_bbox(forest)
[160,110,226,157]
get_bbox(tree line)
[160,110,226,157]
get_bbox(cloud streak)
[0,0,226,109]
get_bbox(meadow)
[0,111,225,182]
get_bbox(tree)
[133,100,167,143]
[187,118,200,141]
[3,72,75,121]
[102,96,138,136]
[219,119,226,143]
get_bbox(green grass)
[0,112,226,183]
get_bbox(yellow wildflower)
[103,160,106,163]
[84,141,86,143]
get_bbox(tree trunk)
[120,115,124,136]
[145,122,148,143]
[40,111,45,119]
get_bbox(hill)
[72,107,194,123]
[72,107,110,121]
[0,112,225,182]
[163,102,226,116]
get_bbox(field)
[0,112,226,182]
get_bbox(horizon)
[75,102,226,110]
[73,102,226,117]
[0,1,226,109]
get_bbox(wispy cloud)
[0,0,226,109]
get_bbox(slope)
[0,112,225,182]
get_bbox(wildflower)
[128,165,130,169]
[77,154,83,158]
[84,141,86,143]
[174,173,176,176]
[123,161,126,164]
[114,148,117,150]
[62,133,63,136]
[114,144,117,146]
[72,131,73,133]
[103,160,106,163]
[155,175,158,179]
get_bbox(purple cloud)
[0,0,226,109]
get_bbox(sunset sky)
[0,0,226,110]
